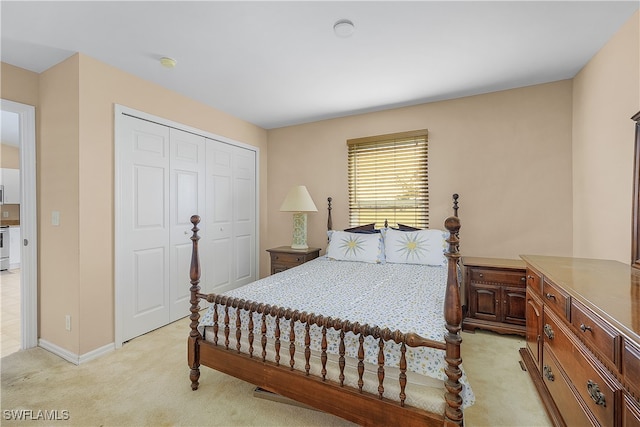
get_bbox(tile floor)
[1,268,21,358]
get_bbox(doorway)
[0,99,37,354]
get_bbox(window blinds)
[347,130,429,229]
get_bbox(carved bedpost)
[188,215,202,391]
[327,197,333,231]
[443,214,463,426]
[452,193,459,218]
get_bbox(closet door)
[119,116,171,342]
[116,108,257,343]
[168,128,205,321]
[232,145,256,288]
[204,140,256,293]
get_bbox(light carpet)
[1,318,551,426]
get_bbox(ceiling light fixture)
[159,57,177,68]
[333,19,355,38]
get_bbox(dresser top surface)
[521,255,640,342]
[267,246,321,254]
[462,256,526,270]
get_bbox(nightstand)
[266,246,321,275]
[462,257,527,336]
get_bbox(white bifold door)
[203,140,256,294]
[117,113,257,343]
[118,116,205,342]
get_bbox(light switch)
[51,211,60,226]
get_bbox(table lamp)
[279,185,318,249]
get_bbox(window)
[347,130,428,229]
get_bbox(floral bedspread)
[198,256,475,408]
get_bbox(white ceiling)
[1,1,638,131]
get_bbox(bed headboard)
[326,193,460,232]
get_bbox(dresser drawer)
[624,339,640,398]
[469,267,526,286]
[544,309,617,427]
[542,278,570,319]
[271,252,308,265]
[542,347,594,427]
[623,392,640,427]
[571,299,620,369]
[267,247,321,275]
[526,267,542,295]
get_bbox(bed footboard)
[187,194,464,426]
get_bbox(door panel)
[134,166,165,228]
[206,140,233,293]
[526,290,543,372]
[119,116,170,342]
[469,283,500,322]
[233,146,256,287]
[205,140,256,292]
[169,128,205,321]
[134,247,166,314]
[503,286,526,325]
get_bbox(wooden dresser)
[520,255,640,427]
[462,257,527,336]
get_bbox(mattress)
[198,256,475,409]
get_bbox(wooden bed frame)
[187,194,464,426]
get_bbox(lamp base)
[290,212,309,249]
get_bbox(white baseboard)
[38,339,114,365]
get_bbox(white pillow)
[382,227,448,266]
[326,230,384,264]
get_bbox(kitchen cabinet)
[0,168,21,204]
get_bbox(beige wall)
[267,81,574,261]
[1,62,39,105]
[34,54,268,355]
[39,55,81,352]
[572,11,640,264]
[1,143,20,168]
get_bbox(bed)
[187,194,469,426]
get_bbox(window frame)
[347,129,429,229]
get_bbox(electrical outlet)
[2,211,8,218]
[65,315,71,331]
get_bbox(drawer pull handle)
[587,380,606,407]
[543,324,554,340]
[520,277,526,282]
[296,257,301,262]
[543,365,555,382]
[274,256,279,260]
[579,323,592,333]
[545,293,556,301]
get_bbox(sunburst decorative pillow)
[382,227,448,266]
[326,230,384,263]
